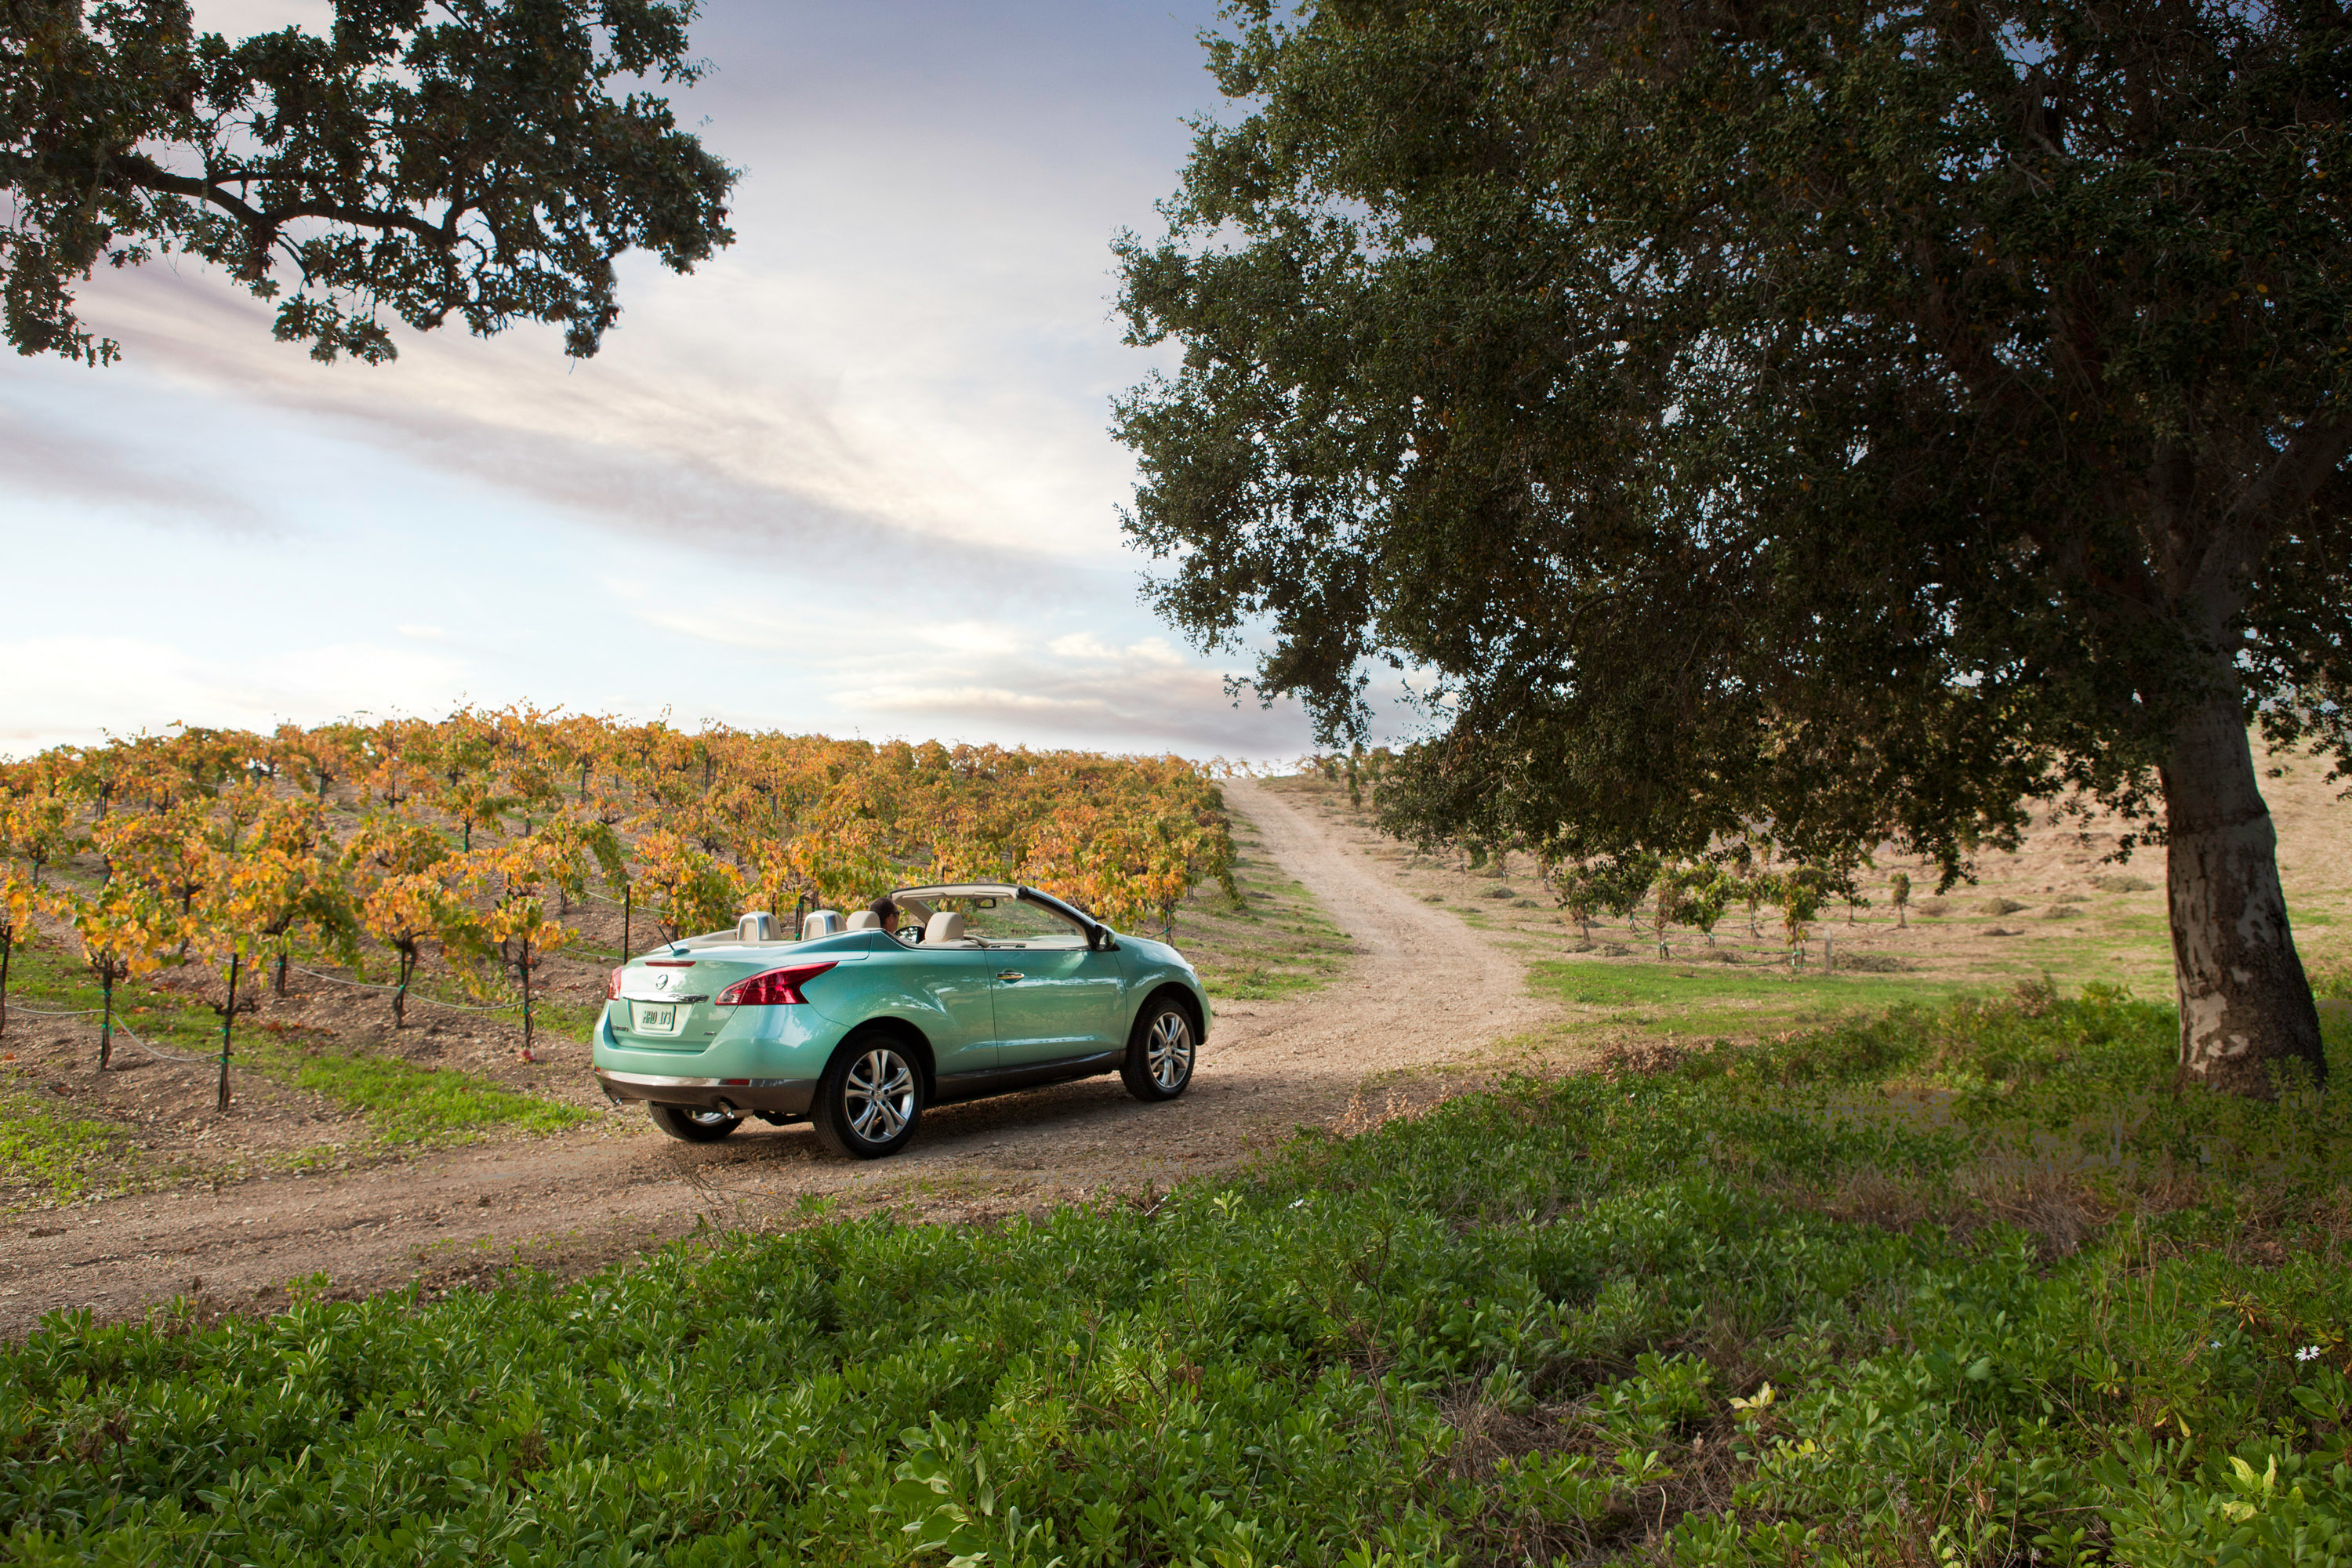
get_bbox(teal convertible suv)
[592,883,1210,1158]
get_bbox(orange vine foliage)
[0,711,1237,1033]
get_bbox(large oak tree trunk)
[2161,672,2327,1098]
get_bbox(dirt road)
[0,780,1561,1337]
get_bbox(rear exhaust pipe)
[714,1098,740,1116]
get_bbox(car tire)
[648,1102,742,1143]
[811,1036,924,1159]
[1120,995,1197,1102]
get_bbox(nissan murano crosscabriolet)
[592,884,1210,1158]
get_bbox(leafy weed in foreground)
[3,985,2348,1565]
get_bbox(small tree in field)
[633,829,746,945]
[0,769,86,1033]
[1775,867,1832,969]
[1649,864,1694,959]
[5,781,82,889]
[347,820,462,1029]
[249,797,350,998]
[1831,851,1875,926]
[197,785,336,1109]
[0,872,42,1040]
[194,790,274,1112]
[70,880,171,1069]
[1554,863,1601,942]
[1682,869,1733,949]
[463,829,589,1059]
[1890,872,1913,931]
[1596,855,1659,941]
[362,876,463,1030]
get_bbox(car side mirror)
[1091,927,1117,952]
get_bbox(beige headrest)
[845,909,881,931]
[801,909,844,938]
[923,910,966,945]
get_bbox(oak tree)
[1117,0,2352,1094]
[3,0,735,365]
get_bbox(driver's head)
[868,895,898,924]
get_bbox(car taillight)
[714,962,837,1007]
[607,967,623,1000]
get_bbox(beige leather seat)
[845,910,882,931]
[801,909,844,938]
[922,910,966,946]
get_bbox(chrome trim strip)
[599,1071,798,1089]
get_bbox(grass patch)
[1533,956,1976,1041]
[1171,815,1355,1000]
[6,982,2349,1563]
[0,1088,130,1204]
[282,1047,587,1144]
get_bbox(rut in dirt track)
[0,779,1559,1337]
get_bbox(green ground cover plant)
[285,1050,586,1145]
[0,1086,125,1203]
[5,985,2347,1564]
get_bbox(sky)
[0,0,1371,763]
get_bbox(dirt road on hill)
[0,779,1563,1338]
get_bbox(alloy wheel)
[1146,1011,1194,1091]
[844,1047,917,1143]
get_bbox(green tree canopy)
[2,0,735,365]
[1116,0,2352,1095]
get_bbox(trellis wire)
[292,965,522,1014]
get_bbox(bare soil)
[0,778,1567,1338]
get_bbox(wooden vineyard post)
[216,951,239,1112]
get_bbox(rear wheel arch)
[831,1018,935,1100]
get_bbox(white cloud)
[0,635,471,757]
[1048,632,1186,666]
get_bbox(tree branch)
[109,151,463,252]
[2230,411,2352,532]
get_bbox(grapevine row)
[0,710,1238,1106]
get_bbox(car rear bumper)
[595,1069,816,1116]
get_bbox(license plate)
[633,1003,677,1033]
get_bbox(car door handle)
[997,971,1025,982]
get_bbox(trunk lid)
[609,934,871,1048]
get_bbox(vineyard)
[0,712,1236,1113]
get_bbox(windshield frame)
[887,883,1109,945]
